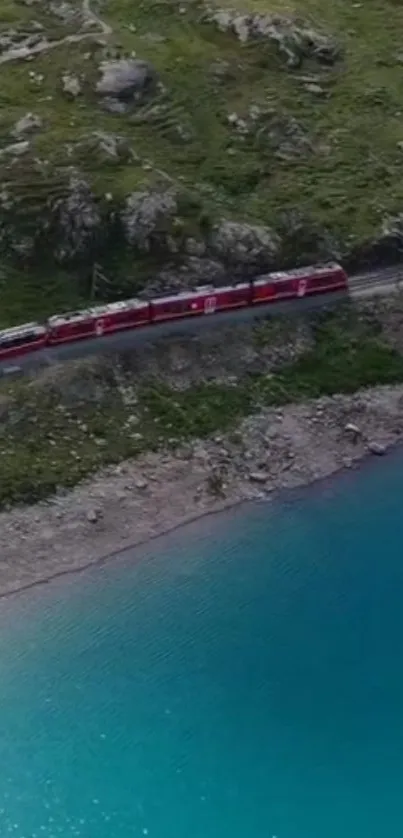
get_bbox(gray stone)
[121,189,177,250]
[152,257,227,293]
[367,441,387,456]
[304,82,325,96]
[62,72,81,98]
[96,58,156,103]
[77,131,136,164]
[381,213,403,242]
[11,112,42,138]
[86,508,98,523]
[206,9,340,68]
[49,1,79,23]
[101,97,129,115]
[184,237,206,258]
[209,219,280,273]
[50,173,102,264]
[344,422,361,436]
[209,58,232,80]
[249,470,269,483]
[0,140,30,158]
[135,477,148,490]
[140,32,167,44]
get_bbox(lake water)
[0,452,403,838]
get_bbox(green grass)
[1,303,402,507]
[1,0,403,322]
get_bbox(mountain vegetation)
[1,0,403,325]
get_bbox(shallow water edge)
[1,383,403,599]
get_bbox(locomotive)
[0,262,347,361]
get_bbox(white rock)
[0,141,30,158]
[304,82,325,96]
[249,470,269,483]
[344,422,361,435]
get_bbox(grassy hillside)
[2,300,403,506]
[1,0,403,324]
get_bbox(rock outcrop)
[62,72,82,98]
[206,9,341,68]
[11,112,43,138]
[121,189,178,251]
[150,258,227,293]
[96,58,157,112]
[227,106,313,158]
[209,219,281,274]
[71,131,137,165]
[50,173,102,264]
[347,214,403,272]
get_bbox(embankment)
[1,295,403,594]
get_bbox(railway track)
[349,265,403,295]
[1,262,403,379]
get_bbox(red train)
[0,262,347,362]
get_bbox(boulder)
[73,131,137,165]
[249,470,269,483]
[209,219,280,274]
[62,72,82,98]
[11,112,42,138]
[0,140,30,159]
[348,213,403,271]
[151,258,227,293]
[227,107,313,157]
[367,441,387,456]
[50,173,102,264]
[121,189,178,251]
[49,1,79,23]
[344,422,361,436]
[96,58,157,104]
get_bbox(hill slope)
[1,0,403,324]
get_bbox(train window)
[0,331,41,349]
[158,298,191,312]
[311,275,333,288]
[276,279,295,293]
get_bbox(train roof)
[258,263,343,282]
[0,322,46,341]
[47,297,149,326]
[151,282,249,304]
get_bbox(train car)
[252,276,277,304]
[47,298,150,345]
[302,262,348,295]
[252,270,301,303]
[0,323,47,361]
[251,263,347,305]
[0,262,349,364]
[150,282,251,322]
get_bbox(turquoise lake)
[0,452,403,838]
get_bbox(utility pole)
[90,263,113,301]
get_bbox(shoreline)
[1,383,403,600]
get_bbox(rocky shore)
[1,383,401,598]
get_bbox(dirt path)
[0,0,112,66]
